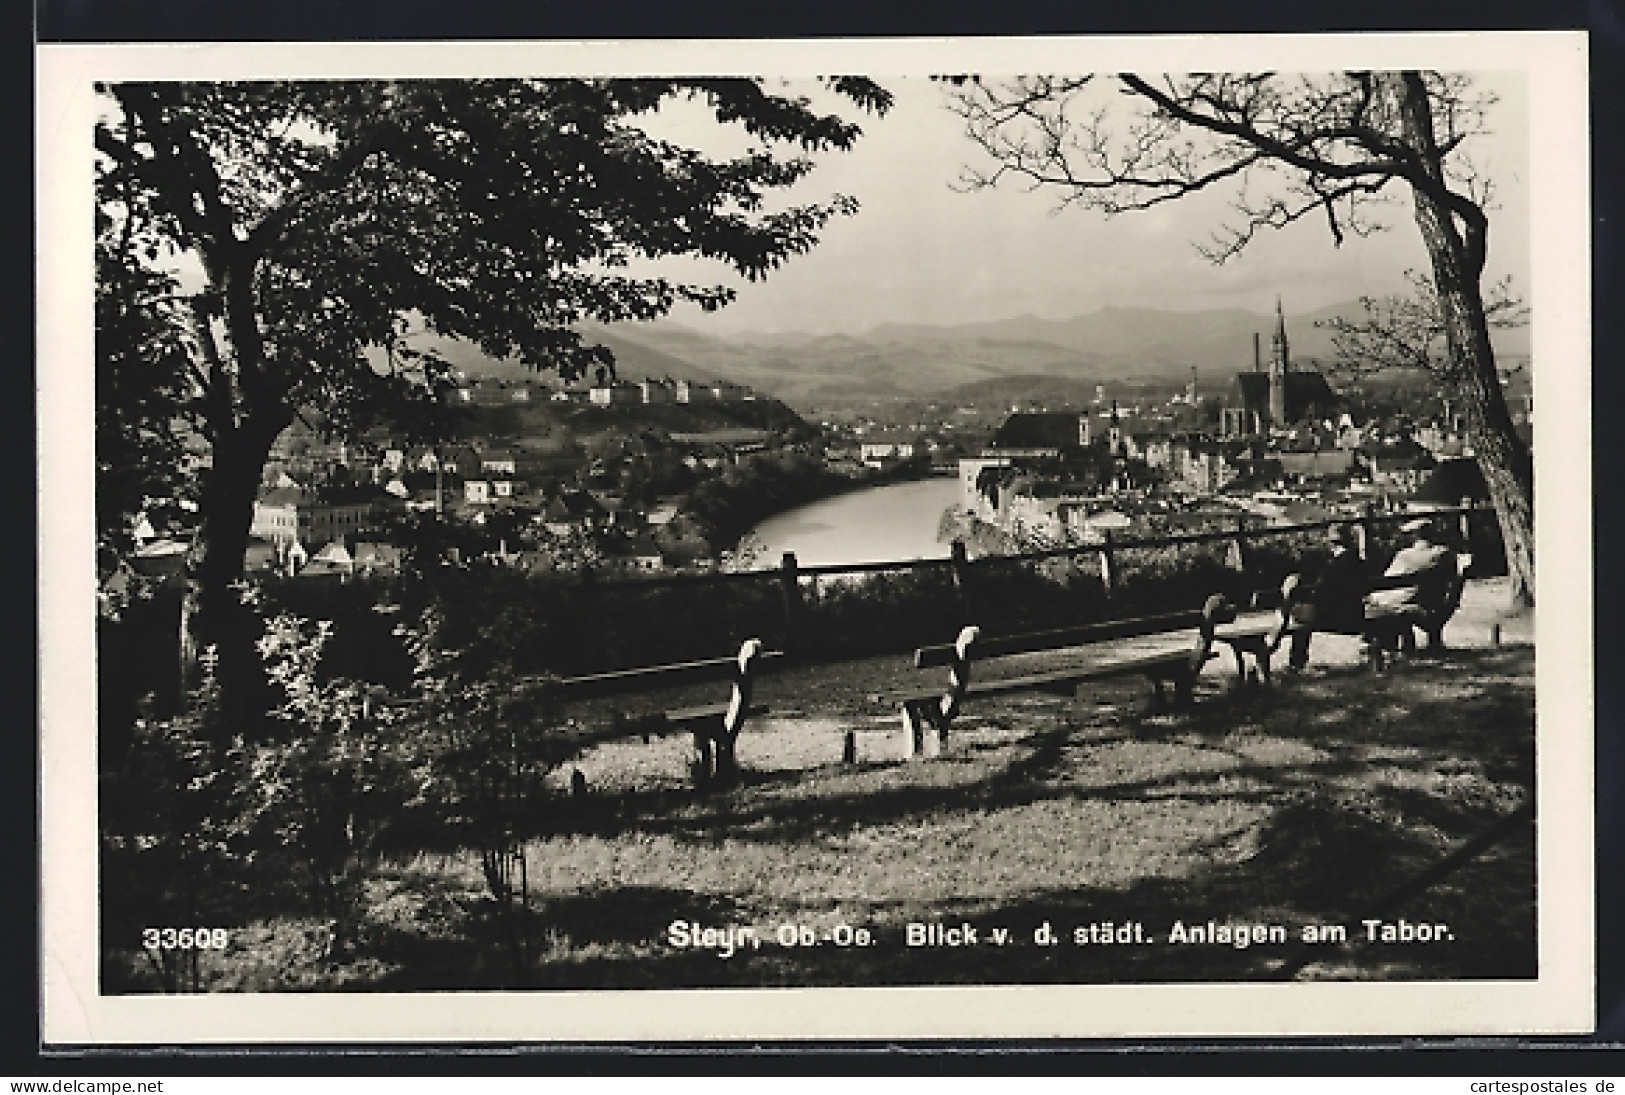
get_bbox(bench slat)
[914,610,1204,668]
[896,649,1196,705]
[549,649,786,697]
[636,701,770,730]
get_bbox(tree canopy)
[947,72,1499,266]
[94,77,891,628]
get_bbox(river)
[742,475,963,568]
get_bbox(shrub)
[246,614,421,955]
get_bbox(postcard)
[38,31,1592,1043]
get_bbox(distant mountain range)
[429,303,1531,410]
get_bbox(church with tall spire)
[1221,297,1337,437]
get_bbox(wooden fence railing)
[564,501,1492,649]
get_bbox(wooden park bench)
[1270,552,1473,672]
[549,638,784,787]
[893,594,1275,757]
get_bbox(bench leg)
[1229,645,1248,686]
[1173,670,1195,708]
[1422,619,1447,653]
[691,727,718,787]
[901,699,948,758]
[1231,638,1272,688]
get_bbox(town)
[118,299,1533,584]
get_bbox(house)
[299,540,354,579]
[640,378,677,404]
[1063,507,1133,544]
[859,432,918,468]
[250,485,380,548]
[1176,440,1242,496]
[675,379,750,403]
[479,448,518,475]
[605,533,666,572]
[1274,449,1358,481]
[589,382,641,406]
[593,493,641,528]
[436,444,481,477]
[129,537,189,579]
[997,483,1067,544]
[542,490,607,535]
[675,379,711,403]
[1362,440,1436,494]
[987,412,1090,458]
[243,537,279,574]
[352,542,403,576]
[958,455,1012,516]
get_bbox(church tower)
[1268,296,1291,427]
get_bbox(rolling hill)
[432,302,1531,410]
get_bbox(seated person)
[1286,523,1368,671]
[1364,518,1458,653]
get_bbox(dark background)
[16,0,1622,1075]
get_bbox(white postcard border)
[38,31,1594,1043]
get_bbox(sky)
[640,73,1531,337]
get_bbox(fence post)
[950,540,975,624]
[1227,516,1250,574]
[1458,497,1474,547]
[1098,529,1116,602]
[779,552,801,656]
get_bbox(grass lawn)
[173,580,1535,993]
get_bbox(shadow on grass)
[345,786,1533,990]
[546,652,1531,850]
[135,648,1532,992]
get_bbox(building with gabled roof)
[987,412,1090,457]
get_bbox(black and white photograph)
[37,33,1592,1042]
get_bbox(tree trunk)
[1411,259,1536,608]
[1394,73,1535,608]
[186,410,290,730]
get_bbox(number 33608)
[142,927,230,950]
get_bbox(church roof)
[1230,372,1339,423]
[990,412,1083,451]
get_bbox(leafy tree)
[95,180,198,563]
[94,77,893,680]
[947,72,1535,605]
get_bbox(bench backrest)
[547,643,785,700]
[914,604,1227,669]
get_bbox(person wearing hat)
[1286,522,1369,671]
[1365,517,1457,654]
